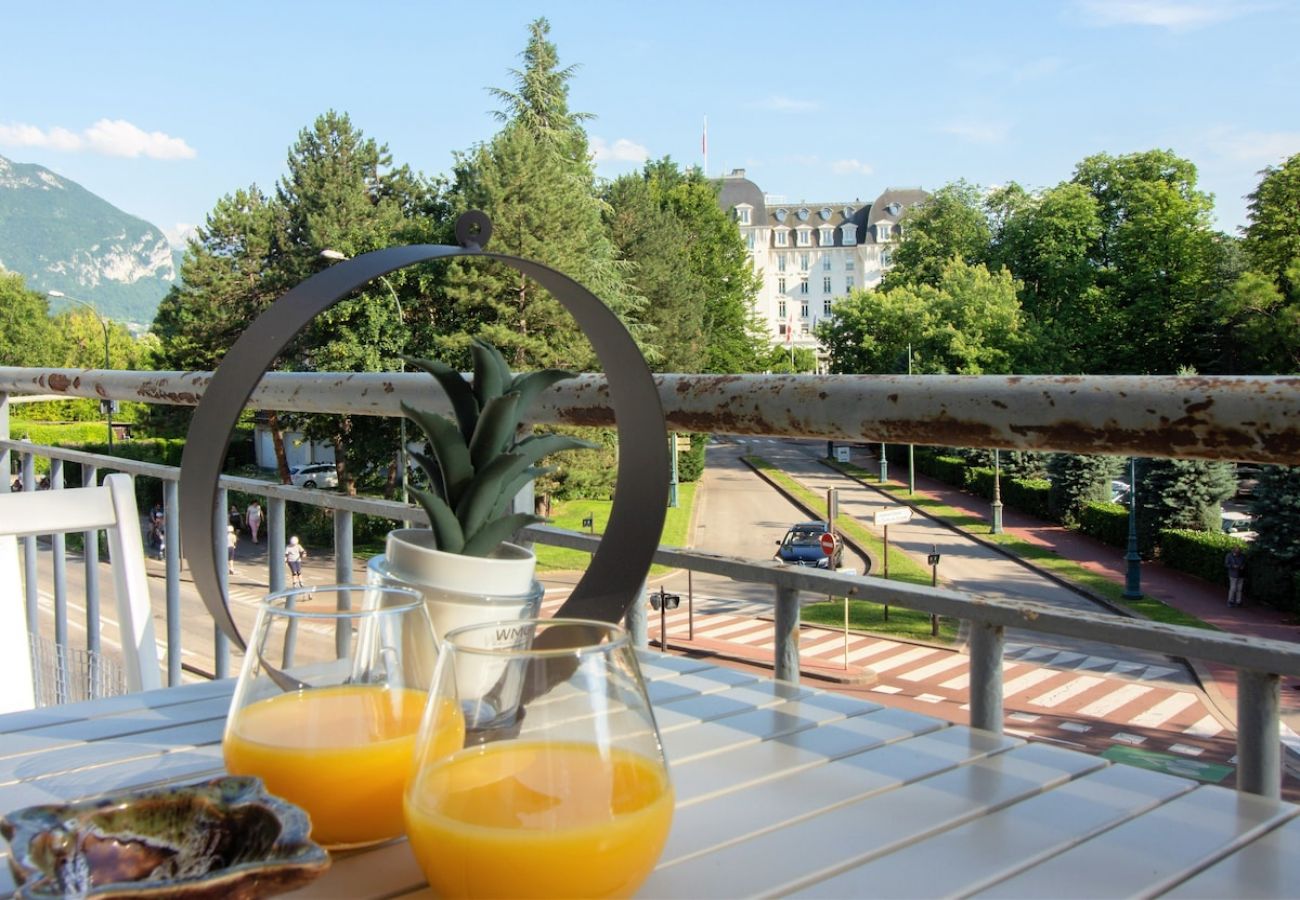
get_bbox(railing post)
[163,479,181,686]
[213,488,230,679]
[334,510,354,659]
[268,496,286,594]
[82,464,102,690]
[0,392,7,489]
[50,458,69,701]
[1237,669,1281,799]
[774,584,800,684]
[969,620,1004,733]
[21,452,37,635]
[626,580,648,648]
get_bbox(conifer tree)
[1047,453,1123,525]
[1134,455,1236,556]
[1250,465,1300,565]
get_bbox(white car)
[1222,511,1257,542]
[290,462,338,489]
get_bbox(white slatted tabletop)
[2,654,1299,898]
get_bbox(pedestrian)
[246,500,262,544]
[150,502,163,525]
[285,535,307,588]
[229,504,242,533]
[150,517,165,559]
[227,524,238,575]
[1225,545,1247,608]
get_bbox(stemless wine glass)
[404,618,674,899]
[224,584,445,849]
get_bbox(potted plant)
[368,338,591,645]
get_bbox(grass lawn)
[828,460,1214,631]
[536,482,696,575]
[748,456,959,643]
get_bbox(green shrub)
[677,434,707,483]
[1160,528,1247,585]
[919,454,968,487]
[1245,553,1298,612]
[964,466,994,500]
[1005,477,1051,520]
[1078,501,1129,549]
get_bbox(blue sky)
[2,1,1296,246]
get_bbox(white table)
[3,653,1299,898]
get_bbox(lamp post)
[48,290,113,450]
[1123,456,1142,599]
[320,250,408,506]
[990,448,1004,534]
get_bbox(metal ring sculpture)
[179,211,669,649]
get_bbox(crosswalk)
[536,595,1235,759]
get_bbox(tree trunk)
[268,411,292,484]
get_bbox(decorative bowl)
[1,776,329,899]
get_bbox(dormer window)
[886,201,902,215]
[796,227,812,247]
[797,207,810,221]
[819,226,835,246]
[775,208,788,223]
[736,204,752,225]
[877,223,892,241]
[843,206,854,217]
[774,228,789,247]
[819,207,832,220]
[842,223,857,245]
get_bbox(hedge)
[919,454,968,487]
[1078,501,1129,549]
[1245,554,1299,613]
[1005,477,1052,521]
[1160,528,1247,585]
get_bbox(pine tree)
[1048,453,1123,525]
[1250,465,1300,565]
[1135,456,1236,556]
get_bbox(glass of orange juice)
[404,617,673,899]
[224,584,457,849]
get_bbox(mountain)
[0,154,175,326]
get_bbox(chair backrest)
[0,473,161,712]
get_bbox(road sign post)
[872,507,912,623]
[928,544,941,636]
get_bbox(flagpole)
[702,116,708,176]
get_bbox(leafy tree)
[443,18,641,371]
[884,181,990,289]
[1219,266,1300,374]
[758,344,817,374]
[1250,465,1300,565]
[1244,153,1300,302]
[818,258,1023,375]
[1048,453,1123,525]
[0,272,58,368]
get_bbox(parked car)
[775,521,841,569]
[1110,479,1131,505]
[289,462,338,490]
[1221,511,1257,542]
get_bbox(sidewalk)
[835,451,1300,732]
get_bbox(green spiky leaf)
[462,512,545,558]
[510,368,577,420]
[403,355,478,443]
[493,465,554,522]
[469,392,522,471]
[409,487,465,554]
[470,339,513,411]
[455,452,533,539]
[402,402,473,505]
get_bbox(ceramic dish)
[1,776,329,899]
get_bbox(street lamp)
[48,290,113,450]
[319,250,408,506]
[1124,456,1142,598]
[991,448,1004,534]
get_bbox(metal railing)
[3,366,1300,798]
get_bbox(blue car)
[775,521,841,569]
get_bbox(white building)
[718,170,926,361]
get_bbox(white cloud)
[748,95,821,113]
[590,136,649,164]
[0,119,195,160]
[1200,126,1300,165]
[939,120,1010,145]
[164,223,198,249]
[831,159,874,176]
[1076,0,1255,30]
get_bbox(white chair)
[0,473,162,713]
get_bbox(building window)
[778,299,787,318]
[842,223,856,245]
[881,251,893,267]
[736,205,751,225]
[799,252,810,271]
[823,276,832,293]
[800,301,809,318]
[845,259,855,272]
[820,227,834,246]
[822,255,832,272]
[777,253,787,272]
[846,275,854,291]
[800,321,810,334]
[777,276,786,294]
[797,228,811,247]
[823,297,832,314]
[774,229,788,247]
[746,231,755,249]
[800,278,809,294]
[877,223,892,241]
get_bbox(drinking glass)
[404,618,674,899]
[224,584,446,849]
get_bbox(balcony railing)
[3,366,1300,797]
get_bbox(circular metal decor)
[179,212,669,649]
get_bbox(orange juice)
[224,684,462,846]
[404,741,673,898]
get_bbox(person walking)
[246,501,262,544]
[285,535,307,588]
[1225,545,1247,607]
[226,525,238,575]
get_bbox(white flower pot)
[367,529,543,698]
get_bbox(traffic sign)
[819,532,839,556]
[873,506,913,526]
